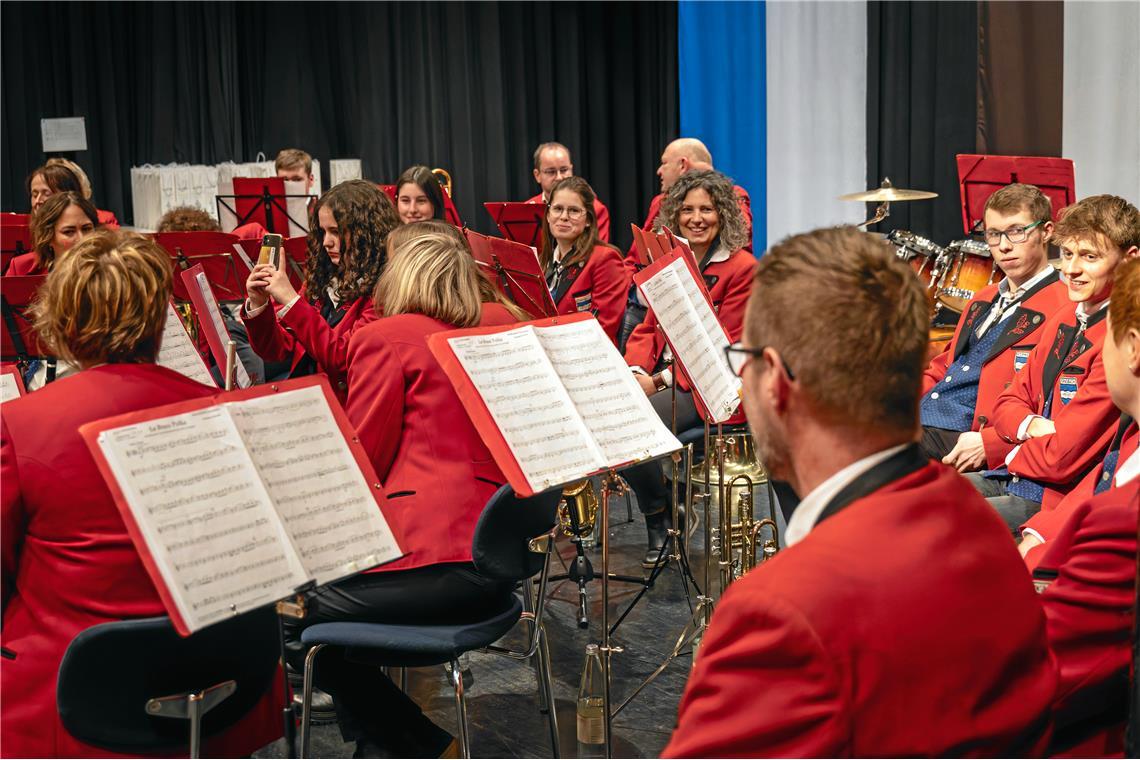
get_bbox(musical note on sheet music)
[156,305,218,387]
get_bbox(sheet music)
[194,271,251,388]
[639,258,741,423]
[448,326,605,491]
[95,406,310,633]
[157,304,218,387]
[227,385,402,585]
[0,373,21,403]
[533,319,679,466]
[232,243,255,273]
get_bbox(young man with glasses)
[525,142,611,241]
[964,194,1140,532]
[667,226,1055,757]
[919,183,1069,463]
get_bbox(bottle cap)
[585,643,599,655]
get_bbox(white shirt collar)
[1076,297,1110,320]
[784,443,911,548]
[1116,446,1140,487]
[553,242,573,264]
[704,241,731,264]
[1000,264,1055,299]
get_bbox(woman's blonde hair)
[32,229,171,367]
[375,231,483,327]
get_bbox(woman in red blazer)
[0,230,280,758]
[538,176,629,343]
[27,160,119,228]
[621,170,756,564]
[6,191,98,276]
[242,179,398,401]
[282,230,519,758]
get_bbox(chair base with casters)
[297,485,562,759]
[56,607,281,758]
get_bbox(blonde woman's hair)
[375,231,483,327]
[32,229,171,367]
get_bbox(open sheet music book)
[180,264,252,388]
[633,249,741,423]
[428,313,681,496]
[157,303,218,387]
[79,376,404,636]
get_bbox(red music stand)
[380,183,464,228]
[1,274,50,361]
[217,176,310,236]
[484,201,545,248]
[1,224,32,274]
[153,232,249,303]
[464,229,556,319]
[956,154,1077,235]
[1,213,30,225]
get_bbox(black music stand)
[1,223,32,275]
[484,202,545,248]
[1,275,50,366]
[216,177,311,236]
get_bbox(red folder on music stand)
[1,274,50,361]
[464,229,557,318]
[225,176,299,235]
[154,231,249,303]
[484,202,545,248]
[380,183,464,228]
[1,224,32,274]
[956,154,1077,235]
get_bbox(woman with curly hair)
[242,179,399,401]
[538,176,629,343]
[623,170,757,565]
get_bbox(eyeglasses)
[549,205,586,220]
[539,166,573,178]
[723,342,795,380]
[983,220,1044,246]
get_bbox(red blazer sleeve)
[663,591,845,758]
[1006,360,1119,484]
[278,297,379,382]
[1,417,25,611]
[594,199,611,243]
[589,248,630,343]
[1038,495,1137,716]
[986,339,1046,468]
[716,261,755,343]
[241,300,299,365]
[346,331,405,481]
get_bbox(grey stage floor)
[255,501,710,759]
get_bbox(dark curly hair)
[655,170,750,253]
[304,179,399,304]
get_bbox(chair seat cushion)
[300,596,523,668]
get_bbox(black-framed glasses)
[983,220,1044,246]
[723,342,795,380]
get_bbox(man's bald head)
[658,138,714,192]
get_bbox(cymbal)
[838,186,938,202]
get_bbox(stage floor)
[255,501,707,758]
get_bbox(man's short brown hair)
[32,229,171,367]
[275,148,312,175]
[746,227,929,432]
[156,206,221,233]
[1110,256,1140,343]
[983,183,1052,224]
[533,142,570,170]
[1052,194,1140,252]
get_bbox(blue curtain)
[678,0,766,252]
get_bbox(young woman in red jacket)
[1,230,280,758]
[282,231,516,758]
[6,192,98,276]
[242,179,399,401]
[539,176,629,344]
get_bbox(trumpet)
[558,479,598,539]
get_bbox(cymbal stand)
[857,200,890,229]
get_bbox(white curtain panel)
[1062,1,1140,202]
[765,0,868,249]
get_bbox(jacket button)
[338,381,347,390]
[944,376,952,383]
[962,365,970,372]
[930,392,940,400]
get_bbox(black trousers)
[919,426,962,461]
[283,563,514,754]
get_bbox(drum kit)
[839,177,1001,328]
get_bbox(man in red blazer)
[1026,256,1140,756]
[525,142,611,242]
[966,194,1140,532]
[921,183,1069,463]
[664,226,1056,758]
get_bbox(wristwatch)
[652,372,669,392]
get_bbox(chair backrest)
[57,607,280,753]
[471,484,559,582]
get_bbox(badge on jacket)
[1014,350,1031,372]
[573,291,593,313]
[1059,375,1079,405]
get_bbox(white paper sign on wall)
[41,117,87,152]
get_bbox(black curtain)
[1,1,678,250]
[866,1,978,245]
